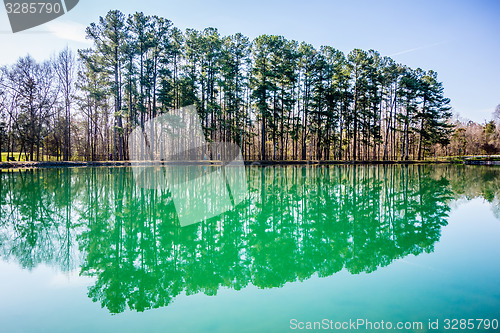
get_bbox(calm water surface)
[1,165,499,332]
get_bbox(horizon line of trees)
[0,10,498,162]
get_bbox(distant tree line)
[445,106,500,156]
[1,10,496,162]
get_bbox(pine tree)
[84,10,127,160]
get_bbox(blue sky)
[1,0,498,122]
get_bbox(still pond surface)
[1,165,499,332]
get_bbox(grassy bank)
[2,155,500,169]
[0,159,461,169]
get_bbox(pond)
[1,165,499,332]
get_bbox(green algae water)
[1,165,500,332]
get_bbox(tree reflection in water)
[1,165,499,313]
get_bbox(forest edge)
[2,158,500,169]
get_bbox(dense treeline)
[0,10,497,162]
[446,115,500,156]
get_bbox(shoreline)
[0,159,484,169]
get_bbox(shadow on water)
[1,164,499,313]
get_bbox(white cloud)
[44,20,90,44]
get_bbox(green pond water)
[1,165,499,332]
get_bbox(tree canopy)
[1,10,492,162]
